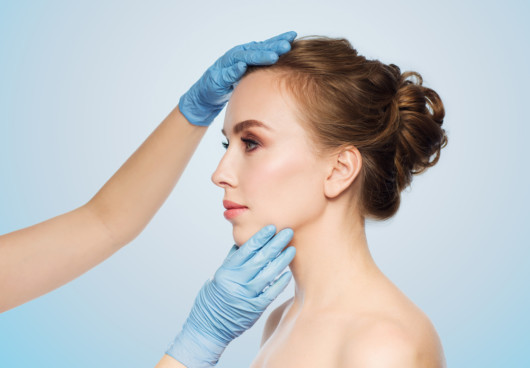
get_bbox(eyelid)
[221,135,261,151]
[242,137,259,151]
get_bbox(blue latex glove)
[166,225,296,367]
[178,31,297,126]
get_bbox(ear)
[323,146,362,199]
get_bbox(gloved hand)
[166,225,296,367]
[178,31,297,127]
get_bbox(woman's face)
[211,70,328,247]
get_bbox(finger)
[224,224,276,268]
[261,31,297,44]
[243,39,292,56]
[248,246,296,294]
[217,32,296,69]
[220,61,247,85]
[228,49,279,66]
[246,228,294,268]
[257,270,293,304]
[238,31,295,53]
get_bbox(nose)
[211,151,237,189]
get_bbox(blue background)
[1,0,529,367]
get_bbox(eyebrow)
[221,119,272,137]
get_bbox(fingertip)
[254,224,276,246]
[285,245,296,257]
[279,30,297,41]
[264,224,276,236]
[279,246,296,265]
[268,52,279,63]
[274,228,294,247]
[276,40,291,54]
[280,227,294,239]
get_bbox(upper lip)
[223,200,247,209]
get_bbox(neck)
[287,205,381,310]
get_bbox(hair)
[244,36,448,221]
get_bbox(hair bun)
[393,70,447,192]
[243,36,448,220]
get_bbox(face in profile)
[211,70,329,247]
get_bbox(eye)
[221,137,261,152]
[242,138,259,152]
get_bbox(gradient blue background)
[1,1,529,367]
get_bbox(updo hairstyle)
[245,36,448,220]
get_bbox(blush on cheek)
[233,146,321,247]
[256,153,318,206]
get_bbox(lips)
[223,200,248,210]
[223,200,248,221]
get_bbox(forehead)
[223,70,304,136]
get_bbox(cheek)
[233,148,324,245]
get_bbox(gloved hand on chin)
[166,224,296,367]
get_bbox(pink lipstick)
[223,200,248,220]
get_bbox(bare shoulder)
[260,297,293,347]
[339,314,446,368]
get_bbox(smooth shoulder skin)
[339,318,446,368]
[0,106,207,313]
[256,296,445,367]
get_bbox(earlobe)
[323,147,362,199]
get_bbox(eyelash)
[222,137,260,152]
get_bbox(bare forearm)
[0,106,207,312]
[0,206,116,312]
[86,105,207,245]
[155,355,187,368]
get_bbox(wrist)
[166,323,226,368]
[179,92,212,126]
[178,94,220,127]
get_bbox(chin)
[232,218,292,248]
[232,226,251,248]
[232,223,270,248]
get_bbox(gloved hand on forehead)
[166,224,296,367]
[178,31,297,127]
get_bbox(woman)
[212,36,448,367]
[0,31,299,368]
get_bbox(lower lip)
[224,207,248,220]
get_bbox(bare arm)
[155,354,188,368]
[0,106,207,313]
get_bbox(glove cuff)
[166,323,226,368]
[178,93,222,127]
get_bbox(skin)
[155,355,186,368]
[0,107,206,315]
[212,70,446,367]
[0,105,197,367]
